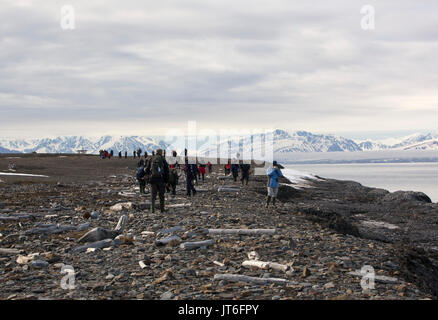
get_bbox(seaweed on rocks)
[396,245,438,298]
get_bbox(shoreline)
[0,155,437,299]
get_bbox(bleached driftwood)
[213,260,225,267]
[139,261,147,269]
[214,274,292,285]
[0,213,35,221]
[78,215,127,243]
[180,239,215,250]
[217,176,233,180]
[347,271,398,284]
[207,229,276,236]
[0,248,24,255]
[155,235,181,246]
[242,260,289,272]
[167,203,191,208]
[25,222,90,235]
[73,239,122,253]
[157,226,183,235]
[217,187,240,192]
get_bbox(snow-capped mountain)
[402,139,438,151]
[196,129,362,158]
[358,133,438,151]
[0,136,170,154]
[1,130,438,154]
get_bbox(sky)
[1,0,437,140]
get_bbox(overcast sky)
[1,0,437,139]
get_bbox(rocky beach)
[0,154,437,300]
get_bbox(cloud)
[0,0,437,138]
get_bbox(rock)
[324,282,335,289]
[383,191,432,203]
[302,267,311,277]
[31,260,49,269]
[90,211,99,219]
[106,273,115,280]
[110,202,134,212]
[160,291,175,300]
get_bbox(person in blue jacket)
[231,163,239,182]
[266,161,284,208]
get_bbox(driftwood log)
[214,274,293,286]
[0,248,24,255]
[155,235,181,246]
[72,239,122,253]
[25,222,90,235]
[207,229,276,236]
[217,187,241,192]
[156,226,183,236]
[180,239,215,250]
[242,260,289,272]
[0,213,35,221]
[347,271,398,284]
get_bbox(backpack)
[150,155,164,179]
[136,167,146,180]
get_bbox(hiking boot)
[265,196,271,208]
[150,201,155,213]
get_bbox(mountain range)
[0,130,437,155]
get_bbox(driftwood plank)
[214,274,293,285]
[0,248,24,255]
[242,260,289,272]
[180,239,215,250]
[207,229,276,236]
[72,239,122,253]
[155,235,181,246]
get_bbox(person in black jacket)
[240,163,251,185]
[145,149,169,213]
[184,158,197,197]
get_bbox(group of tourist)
[99,150,114,159]
[134,148,284,213]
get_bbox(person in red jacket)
[198,164,206,182]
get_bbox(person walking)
[224,161,231,175]
[136,164,147,195]
[168,164,180,195]
[118,151,122,158]
[184,159,197,197]
[231,163,239,182]
[207,161,212,173]
[240,163,251,185]
[145,149,169,213]
[198,164,206,182]
[266,161,284,208]
[133,151,137,158]
[125,151,127,159]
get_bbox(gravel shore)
[0,154,437,300]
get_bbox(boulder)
[383,191,432,203]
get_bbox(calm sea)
[286,162,438,203]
